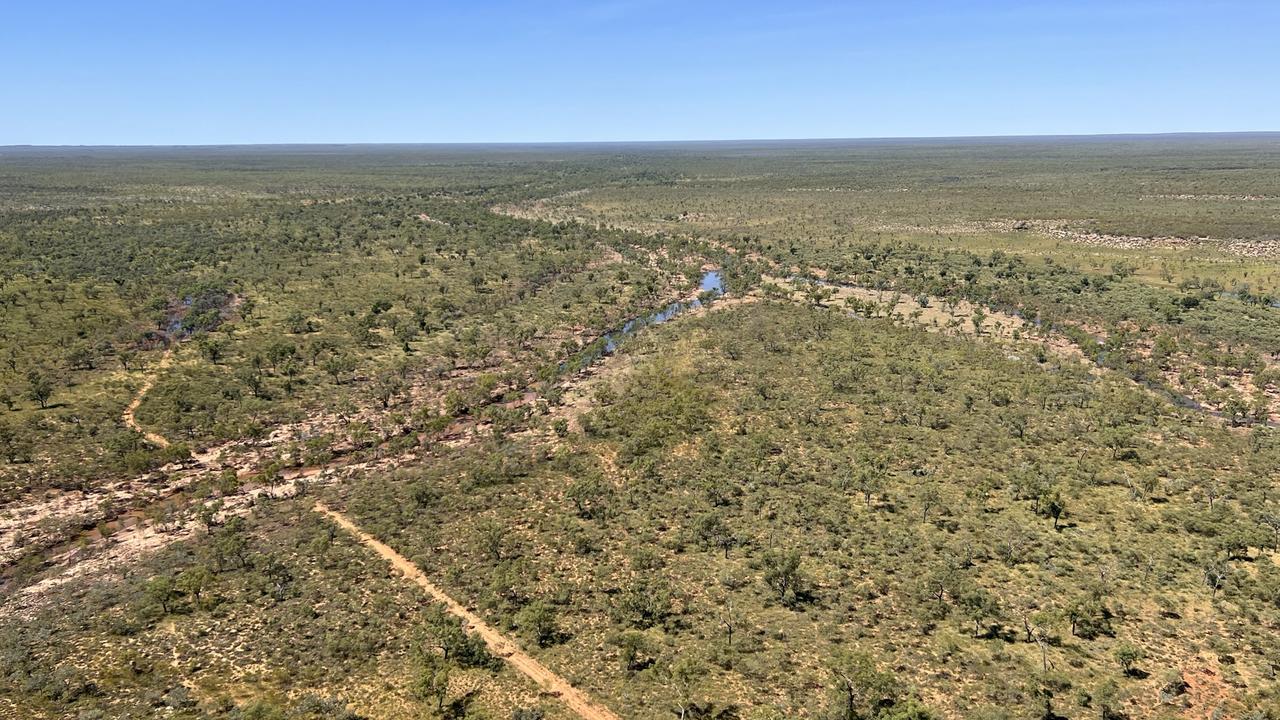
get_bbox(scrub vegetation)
[2,136,1278,720]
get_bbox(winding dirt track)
[313,502,622,720]
[93,340,622,719]
[121,347,174,448]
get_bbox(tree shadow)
[686,702,741,720]
[782,588,819,610]
[988,624,1018,642]
[444,688,481,719]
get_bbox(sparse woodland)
[2,139,1279,719]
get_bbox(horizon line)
[4,129,1280,150]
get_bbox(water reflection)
[568,270,723,369]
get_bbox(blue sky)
[4,1,1278,144]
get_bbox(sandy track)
[121,347,174,448]
[313,502,622,720]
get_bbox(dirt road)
[121,347,174,448]
[313,502,623,720]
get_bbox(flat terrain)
[2,136,1279,719]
